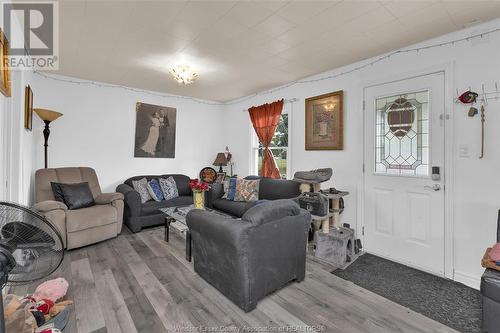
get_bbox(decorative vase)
[193,190,205,209]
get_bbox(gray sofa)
[207,176,301,217]
[116,174,193,232]
[481,210,500,332]
[187,199,311,312]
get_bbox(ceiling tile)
[253,0,290,12]
[443,1,500,28]
[52,1,499,102]
[382,1,439,18]
[253,14,296,38]
[277,1,340,24]
[223,2,275,28]
[258,38,293,55]
[315,1,383,30]
[342,7,397,34]
[397,2,454,29]
[128,1,187,32]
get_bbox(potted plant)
[189,179,209,209]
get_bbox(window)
[375,91,429,176]
[252,111,290,179]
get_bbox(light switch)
[459,144,470,158]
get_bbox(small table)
[159,205,232,262]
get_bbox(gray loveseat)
[207,176,301,217]
[116,174,193,232]
[187,199,311,312]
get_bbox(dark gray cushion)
[242,199,300,226]
[258,178,301,200]
[141,195,193,215]
[212,199,256,218]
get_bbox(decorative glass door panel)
[375,90,429,176]
[364,72,446,277]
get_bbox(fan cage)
[0,202,64,286]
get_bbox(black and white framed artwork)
[134,102,176,158]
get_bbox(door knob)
[424,184,441,191]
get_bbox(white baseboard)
[454,270,481,290]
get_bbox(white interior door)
[363,72,446,276]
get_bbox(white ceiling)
[53,0,500,102]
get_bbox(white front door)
[363,72,446,276]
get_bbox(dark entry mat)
[332,253,482,333]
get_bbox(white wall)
[30,74,226,192]
[0,13,38,205]
[224,19,500,289]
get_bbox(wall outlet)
[459,144,470,158]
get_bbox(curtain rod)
[241,98,299,112]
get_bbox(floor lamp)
[34,108,63,168]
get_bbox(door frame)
[360,62,455,279]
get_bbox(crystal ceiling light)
[168,64,198,85]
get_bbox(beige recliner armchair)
[33,167,124,249]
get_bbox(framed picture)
[305,90,343,150]
[216,172,226,184]
[24,85,33,130]
[0,28,11,97]
[134,102,176,158]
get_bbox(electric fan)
[0,202,64,333]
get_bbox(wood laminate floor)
[10,226,458,333]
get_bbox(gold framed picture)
[24,85,34,130]
[305,90,343,150]
[0,28,11,97]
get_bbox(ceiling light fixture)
[168,64,198,85]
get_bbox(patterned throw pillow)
[159,176,179,200]
[147,179,164,202]
[132,178,152,203]
[235,179,260,202]
[223,177,238,201]
[222,179,229,199]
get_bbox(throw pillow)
[235,179,260,202]
[159,176,179,200]
[132,178,152,203]
[50,182,65,202]
[147,179,164,202]
[222,179,230,199]
[223,177,238,201]
[56,182,95,210]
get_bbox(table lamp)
[213,153,228,173]
[34,108,63,168]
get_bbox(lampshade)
[34,108,63,122]
[213,153,228,166]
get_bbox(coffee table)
[159,205,232,262]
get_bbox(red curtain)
[248,99,284,179]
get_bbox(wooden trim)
[0,28,11,97]
[305,90,343,150]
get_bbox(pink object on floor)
[489,243,500,262]
[33,278,69,302]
